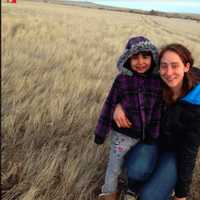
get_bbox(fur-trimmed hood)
[117,36,159,76]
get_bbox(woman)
[113,43,200,200]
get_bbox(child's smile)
[130,53,152,73]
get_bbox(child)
[94,36,163,200]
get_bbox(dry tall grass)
[2,1,200,199]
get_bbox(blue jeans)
[124,143,177,200]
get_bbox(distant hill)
[40,0,200,22]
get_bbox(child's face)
[130,52,152,73]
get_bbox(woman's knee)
[127,163,152,181]
[124,143,158,181]
[159,153,177,180]
[139,153,177,200]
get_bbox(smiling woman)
[157,44,200,200]
[159,43,198,103]
[159,51,190,100]
[113,43,200,200]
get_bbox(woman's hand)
[174,197,186,200]
[113,104,132,128]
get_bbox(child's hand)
[94,135,104,145]
[113,104,132,128]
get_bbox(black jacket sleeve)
[175,104,200,198]
[191,66,200,78]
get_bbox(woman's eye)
[171,63,179,68]
[160,64,167,69]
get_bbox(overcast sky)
[68,0,200,13]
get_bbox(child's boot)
[98,192,119,200]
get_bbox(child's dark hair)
[159,43,199,104]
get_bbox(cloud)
[99,0,200,3]
[112,0,198,1]
[69,0,200,10]
[101,0,200,6]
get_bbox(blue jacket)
[160,83,200,198]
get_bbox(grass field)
[2,1,200,199]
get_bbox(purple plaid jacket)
[95,72,163,144]
[95,36,163,144]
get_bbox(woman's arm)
[174,197,186,200]
[175,105,200,198]
[113,104,132,128]
[175,140,199,198]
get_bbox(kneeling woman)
[114,44,200,200]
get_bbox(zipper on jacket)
[138,86,146,141]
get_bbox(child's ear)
[184,63,190,72]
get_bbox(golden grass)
[2,1,200,199]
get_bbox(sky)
[69,0,200,14]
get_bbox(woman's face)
[159,50,190,92]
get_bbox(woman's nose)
[165,67,173,76]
